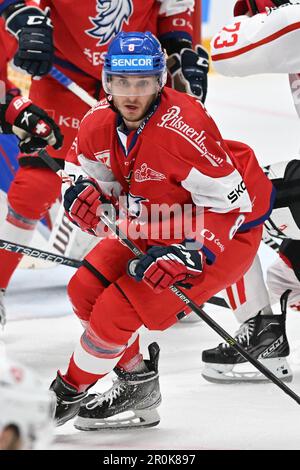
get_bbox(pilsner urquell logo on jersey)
[86,0,133,45]
[157,106,224,167]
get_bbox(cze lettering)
[227,180,246,204]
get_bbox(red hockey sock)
[64,354,106,392]
[0,250,24,289]
[116,335,143,372]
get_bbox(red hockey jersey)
[67,87,274,264]
[0,0,194,79]
[0,17,17,92]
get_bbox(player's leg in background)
[268,239,300,311]
[0,166,62,324]
[225,254,273,322]
[263,160,300,309]
[200,157,300,383]
[0,74,91,324]
[201,255,292,383]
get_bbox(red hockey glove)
[129,242,203,294]
[63,177,111,233]
[0,93,63,153]
[167,45,209,103]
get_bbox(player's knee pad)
[67,264,109,323]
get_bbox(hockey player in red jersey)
[48,31,274,429]
[0,16,62,154]
[0,15,63,325]
[0,18,63,327]
[0,0,209,326]
[201,0,300,383]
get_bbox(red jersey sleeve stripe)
[226,285,237,310]
[212,21,300,62]
[236,278,246,305]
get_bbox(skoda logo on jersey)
[86,0,133,46]
[111,55,153,71]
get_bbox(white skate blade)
[201,357,293,384]
[74,408,160,431]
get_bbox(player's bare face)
[114,93,157,128]
[111,75,159,129]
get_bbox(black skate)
[201,290,292,383]
[74,342,161,431]
[50,371,93,426]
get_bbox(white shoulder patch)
[181,167,252,213]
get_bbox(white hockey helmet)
[0,346,55,450]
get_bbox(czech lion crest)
[86,0,133,46]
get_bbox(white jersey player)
[202,0,300,382]
[0,345,55,450]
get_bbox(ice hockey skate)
[74,342,161,431]
[0,289,6,328]
[50,372,94,426]
[201,291,292,384]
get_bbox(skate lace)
[85,379,126,409]
[222,318,256,349]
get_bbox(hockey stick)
[0,239,81,268]
[0,238,229,307]
[0,235,229,308]
[49,66,98,108]
[207,295,229,309]
[39,148,300,406]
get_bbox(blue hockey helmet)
[102,31,167,96]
